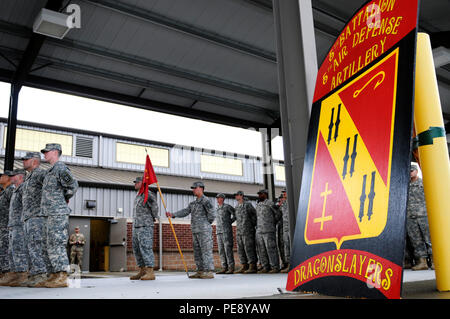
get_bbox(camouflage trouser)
[282,226,290,264]
[24,217,51,275]
[216,231,234,269]
[0,227,9,272]
[406,216,432,259]
[236,232,257,265]
[46,214,69,273]
[276,223,287,265]
[8,226,29,272]
[256,232,280,270]
[70,246,84,268]
[193,230,214,272]
[132,226,155,268]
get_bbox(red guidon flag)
[139,154,158,204]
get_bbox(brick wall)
[126,222,244,271]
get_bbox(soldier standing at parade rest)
[129,176,159,281]
[21,151,51,287]
[39,143,78,288]
[215,193,236,274]
[166,181,216,279]
[2,170,28,287]
[69,226,86,272]
[279,189,291,273]
[406,163,434,271]
[233,190,258,274]
[255,189,281,273]
[0,171,16,284]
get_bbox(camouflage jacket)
[8,183,24,228]
[69,233,86,245]
[41,161,78,216]
[22,167,47,221]
[255,199,281,233]
[173,195,215,233]
[0,184,15,229]
[133,190,158,227]
[234,200,257,235]
[280,200,289,232]
[215,203,236,234]
[407,178,427,218]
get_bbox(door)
[109,218,128,271]
[89,219,110,271]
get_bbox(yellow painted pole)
[414,33,450,291]
[156,182,190,277]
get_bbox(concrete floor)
[0,269,448,299]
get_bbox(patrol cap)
[234,190,244,196]
[1,170,15,176]
[190,181,205,189]
[21,151,41,160]
[410,163,419,171]
[40,143,62,153]
[257,189,268,195]
[281,188,286,193]
[133,176,143,183]
[10,169,26,176]
[216,193,225,199]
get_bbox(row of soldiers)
[131,180,291,280]
[0,143,78,288]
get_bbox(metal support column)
[261,128,276,201]
[272,0,318,241]
[5,84,20,171]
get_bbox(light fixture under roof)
[33,8,71,39]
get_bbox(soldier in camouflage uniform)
[0,171,15,285]
[279,189,291,273]
[69,227,86,271]
[255,189,281,273]
[406,163,433,270]
[39,143,78,288]
[21,151,51,287]
[215,193,236,274]
[4,170,29,287]
[166,181,216,279]
[130,176,159,281]
[233,190,257,274]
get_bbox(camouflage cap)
[1,170,15,176]
[216,193,225,199]
[40,143,62,153]
[133,176,143,183]
[257,189,268,195]
[410,163,419,171]
[21,151,41,160]
[10,169,26,176]
[190,181,205,189]
[234,190,244,196]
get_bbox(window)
[3,127,73,156]
[116,142,169,167]
[274,164,286,182]
[200,154,243,176]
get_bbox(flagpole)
[156,182,190,278]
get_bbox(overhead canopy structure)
[0,0,448,168]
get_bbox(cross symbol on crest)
[314,182,333,231]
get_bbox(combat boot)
[199,271,214,279]
[216,267,227,274]
[9,272,28,287]
[130,267,145,280]
[244,263,257,274]
[268,267,280,274]
[225,266,235,274]
[429,257,435,270]
[33,273,55,288]
[27,273,48,288]
[44,272,68,288]
[140,267,156,280]
[189,271,204,279]
[234,264,248,274]
[281,264,290,273]
[412,258,428,270]
[258,268,270,274]
[0,272,18,286]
